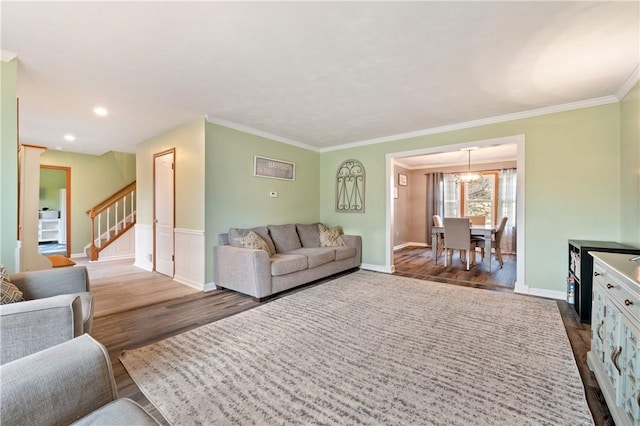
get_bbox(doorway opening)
[38,165,71,258]
[386,135,525,293]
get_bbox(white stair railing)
[87,183,136,261]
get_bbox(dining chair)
[477,217,508,268]
[433,215,444,262]
[463,215,486,226]
[443,218,477,270]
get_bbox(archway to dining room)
[385,135,525,292]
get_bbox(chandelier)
[455,148,482,184]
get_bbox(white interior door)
[154,150,175,277]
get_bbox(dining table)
[431,224,498,272]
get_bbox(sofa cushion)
[1,265,24,304]
[318,223,346,247]
[270,254,308,276]
[232,231,274,256]
[229,226,276,256]
[288,248,336,268]
[334,246,357,261]
[72,398,159,426]
[296,223,321,248]
[268,224,302,253]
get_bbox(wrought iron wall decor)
[336,159,365,213]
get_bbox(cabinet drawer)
[603,274,640,324]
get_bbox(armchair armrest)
[0,335,117,425]
[0,294,84,364]
[10,266,90,300]
[214,245,272,298]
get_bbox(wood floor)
[76,258,200,318]
[393,245,517,290]
[88,251,613,426]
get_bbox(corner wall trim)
[360,263,394,274]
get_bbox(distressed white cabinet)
[588,251,640,426]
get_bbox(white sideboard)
[588,251,640,426]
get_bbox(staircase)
[86,182,136,261]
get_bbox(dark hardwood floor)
[89,249,612,425]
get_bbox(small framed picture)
[393,186,399,199]
[398,173,408,186]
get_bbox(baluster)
[97,214,102,248]
[115,201,120,233]
[106,207,111,240]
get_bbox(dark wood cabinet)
[568,240,640,323]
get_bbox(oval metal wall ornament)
[336,159,365,213]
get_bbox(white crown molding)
[320,95,619,153]
[205,115,320,153]
[1,50,17,62]
[616,64,640,100]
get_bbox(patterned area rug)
[120,271,594,425]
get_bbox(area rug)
[120,270,594,425]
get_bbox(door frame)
[152,148,176,275]
[40,164,71,258]
[386,134,525,292]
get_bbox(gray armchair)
[0,334,159,425]
[0,266,93,364]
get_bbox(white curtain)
[497,169,517,254]
[443,174,460,217]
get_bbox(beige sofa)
[214,223,361,300]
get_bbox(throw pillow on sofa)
[318,223,346,247]
[0,265,24,304]
[233,231,274,256]
[229,226,276,255]
[296,223,321,247]
[268,224,302,253]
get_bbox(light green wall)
[619,81,640,247]
[320,103,622,292]
[136,117,206,231]
[1,60,18,272]
[39,168,66,211]
[40,150,136,254]
[204,122,321,281]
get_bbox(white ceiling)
[2,1,638,156]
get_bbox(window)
[442,169,516,253]
[462,173,496,225]
[443,172,497,225]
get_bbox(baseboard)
[360,263,394,274]
[203,282,217,292]
[393,242,429,251]
[133,260,153,271]
[95,254,135,262]
[514,284,566,301]
[173,275,204,291]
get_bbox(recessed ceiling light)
[64,134,76,141]
[93,106,108,116]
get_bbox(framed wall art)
[254,156,295,181]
